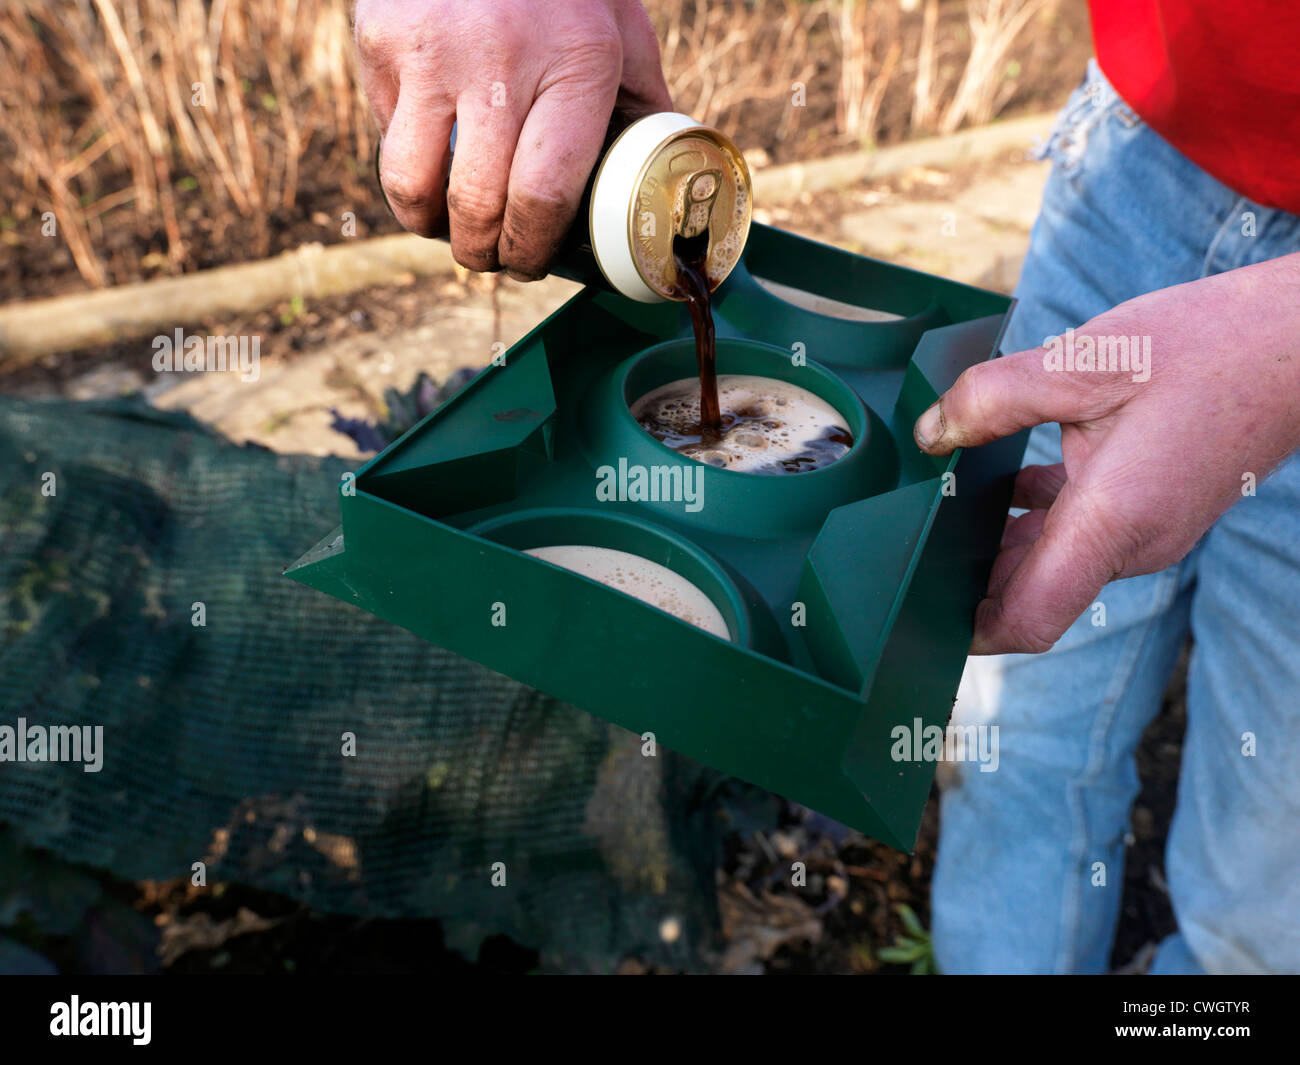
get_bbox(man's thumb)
[914,344,1109,455]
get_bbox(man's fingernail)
[505,268,546,283]
[915,401,944,449]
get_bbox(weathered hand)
[354,0,671,279]
[914,252,1300,655]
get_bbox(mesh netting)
[0,395,726,972]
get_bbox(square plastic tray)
[288,223,1027,849]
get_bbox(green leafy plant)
[279,294,305,326]
[877,903,939,974]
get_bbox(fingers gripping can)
[376,113,752,303]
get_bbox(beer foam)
[630,374,854,473]
[524,545,731,640]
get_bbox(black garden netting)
[0,394,732,972]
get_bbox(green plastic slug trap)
[287,224,1027,850]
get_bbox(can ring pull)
[677,169,724,241]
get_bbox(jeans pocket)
[1034,59,1142,179]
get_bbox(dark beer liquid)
[639,232,853,474]
[639,398,855,473]
[671,232,722,438]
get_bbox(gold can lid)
[592,116,752,302]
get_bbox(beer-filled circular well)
[470,508,751,644]
[630,373,855,475]
[574,338,899,537]
[523,545,729,639]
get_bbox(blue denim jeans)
[931,61,1300,974]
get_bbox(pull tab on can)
[678,168,723,240]
[590,113,752,304]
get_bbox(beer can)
[588,112,752,303]
[376,112,752,304]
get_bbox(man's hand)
[914,253,1300,655]
[355,0,672,280]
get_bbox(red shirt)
[1089,1,1300,215]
